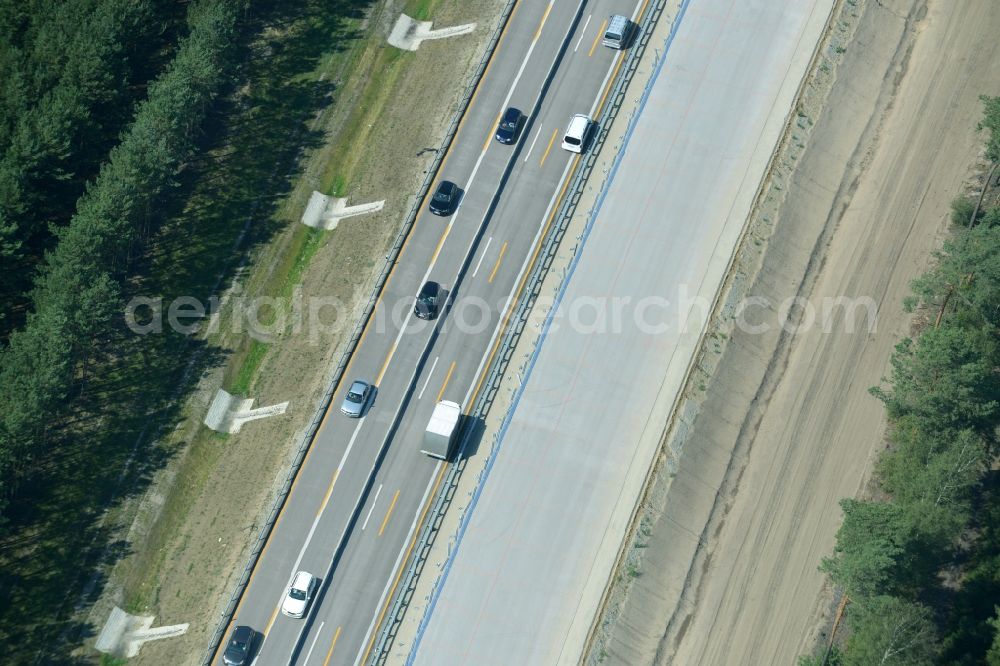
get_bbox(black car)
[414,281,441,320]
[495,107,523,144]
[222,625,255,666]
[429,180,459,216]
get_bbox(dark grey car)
[495,107,523,144]
[340,380,373,417]
[414,281,441,320]
[222,625,254,666]
[429,180,459,216]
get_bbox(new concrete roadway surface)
[409,0,836,665]
[216,0,647,664]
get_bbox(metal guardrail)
[200,2,519,663]
[368,2,670,663]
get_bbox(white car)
[281,571,318,618]
[561,114,593,153]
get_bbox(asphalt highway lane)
[411,0,838,663]
[215,1,644,664]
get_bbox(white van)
[602,14,633,49]
[561,114,593,153]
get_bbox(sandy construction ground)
[588,0,1000,664]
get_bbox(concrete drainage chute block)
[95,606,189,658]
[387,13,476,51]
[204,388,289,434]
[300,191,385,230]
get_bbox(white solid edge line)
[588,52,621,119]
[630,0,644,21]
[471,236,493,278]
[254,423,368,658]
[353,465,441,666]
[302,620,325,665]
[281,416,364,603]
[493,0,556,120]
[573,14,592,52]
[362,483,384,531]
[584,0,643,123]
[336,417,367,475]
[417,356,441,400]
[523,124,544,162]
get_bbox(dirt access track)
[588,0,1000,664]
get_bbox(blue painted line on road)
[407,0,693,661]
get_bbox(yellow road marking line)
[488,241,508,284]
[264,604,280,635]
[322,626,343,666]
[589,19,607,57]
[378,490,401,536]
[317,471,339,518]
[430,224,452,266]
[636,0,653,25]
[484,110,503,152]
[539,127,559,167]
[375,340,398,386]
[360,465,448,663]
[436,361,457,402]
[534,3,553,40]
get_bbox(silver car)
[340,380,373,417]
